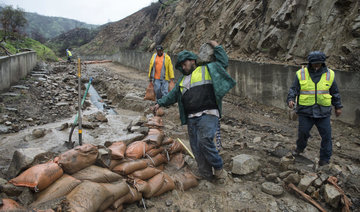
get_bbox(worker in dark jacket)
[153,41,236,181]
[287,51,343,166]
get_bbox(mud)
[1,61,360,211]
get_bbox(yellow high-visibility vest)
[296,67,335,106]
[179,66,212,94]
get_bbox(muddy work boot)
[213,169,228,184]
[291,148,303,156]
[318,160,330,166]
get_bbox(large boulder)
[231,154,261,175]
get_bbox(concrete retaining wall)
[0,51,37,91]
[80,51,360,126]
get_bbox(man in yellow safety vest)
[287,51,343,166]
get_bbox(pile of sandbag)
[2,115,199,212]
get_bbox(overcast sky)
[1,0,158,25]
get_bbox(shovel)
[65,77,93,149]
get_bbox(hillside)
[0,5,98,41]
[0,30,58,61]
[78,0,360,72]
[46,27,101,57]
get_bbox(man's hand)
[152,104,160,114]
[208,40,219,47]
[335,108,342,117]
[288,100,295,109]
[149,77,153,82]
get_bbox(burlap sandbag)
[30,174,81,207]
[142,128,165,146]
[108,141,127,159]
[71,165,122,183]
[155,108,165,116]
[146,153,168,167]
[109,159,126,170]
[145,116,163,127]
[128,167,162,180]
[168,153,185,170]
[112,160,148,175]
[167,140,185,154]
[98,180,130,211]
[112,186,142,209]
[56,144,98,174]
[9,161,63,192]
[146,147,164,157]
[0,198,25,211]
[66,180,111,212]
[143,172,165,198]
[153,172,175,197]
[125,141,149,159]
[162,137,174,145]
[174,172,199,191]
[133,178,150,194]
[144,82,155,101]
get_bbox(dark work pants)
[187,114,223,179]
[297,115,332,162]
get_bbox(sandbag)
[144,82,155,101]
[0,198,25,211]
[112,160,148,175]
[174,172,199,191]
[30,174,81,207]
[96,145,112,168]
[109,159,125,170]
[145,116,163,127]
[72,165,122,183]
[56,144,98,174]
[128,167,162,180]
[142,128,165,146]
[99,180,130,212]
[153,172,175,197]
[66,180,111,212]
[133,179,150,194]
[143,172,165,198]
[112,186,141,209]
[146,147,164,157]
[167,140,185,154]
[125,141,149,159]
[108,142,127,159]
[155,108,165,116]
[168,153,185,170]
[147,153,168,167]
[9,161,63,192]
[163,137,174,145]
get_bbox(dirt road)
[0,62,359,211]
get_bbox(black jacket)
[287,64,343,118]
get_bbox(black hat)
[307,51,326,64]
[156,45,164,51]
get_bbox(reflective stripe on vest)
[67,50,72,57]
[150,53,166,80]
[296,67,335,106]
[179,66,212,95]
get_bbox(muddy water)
[0,103,141,176]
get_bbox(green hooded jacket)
[157,45,236,125]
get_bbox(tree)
[0,6,27,39]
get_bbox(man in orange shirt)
[148,45,175,100]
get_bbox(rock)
[5,108,18,112]
[283,173,300,185]
[118,133,145,145]
[18,188,34,206]
[279,171,294,179]
[0,125,11,134]
[7,148,47,178]
[298,173,318,192]
[346,164,360,175]
[253,136,261,143]
[231,154,261,175]
[280,154,295,171]
[95,112,108,122]
[324,184,342,208]
[4,121,12,126]
[56,123,69,131]
[165,199,173,207]
[131,126,148,135]
[261,182,284,196]
[197,43,215,64]
[313,178,323,188]
[265,173,278,181]
[82,121,99,129]
[0,178,24,196]
[335,142,341,148]
[306,186,316,194]
[32,128,46,138]
[24,118,33,122]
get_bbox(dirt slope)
[78,0,360,71]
